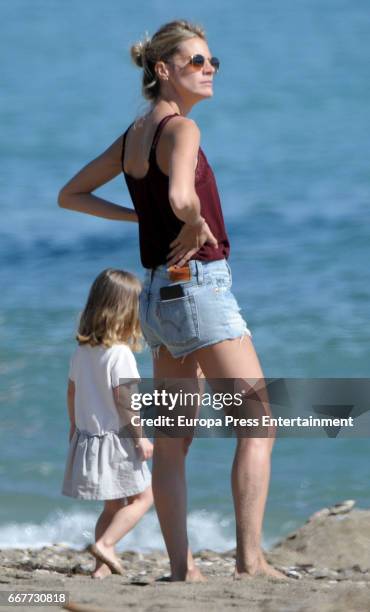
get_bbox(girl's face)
[163,37,218,103]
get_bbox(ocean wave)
[0,508,239,553]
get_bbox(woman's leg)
[152,347,206,581]
[92,488,153,576]
[195,334,286,579]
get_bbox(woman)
[58,19,286,582]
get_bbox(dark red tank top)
[121,113,230,269]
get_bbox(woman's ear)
[155,60,170,81]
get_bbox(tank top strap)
[120,122,134,173]
[121,114,180,174]
[150,113,180,152]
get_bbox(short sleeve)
[68,353,75,382]
[111,346,141,388]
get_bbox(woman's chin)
[196,90,214,100]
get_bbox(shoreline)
[1,500,369,611]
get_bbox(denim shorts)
[139,258,252,362]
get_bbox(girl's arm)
[67,379,76,442]
[112,384,153,460]
[58,134,138,223]
[112,382,143,440]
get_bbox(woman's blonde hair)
[130,19,206,102]
[76,268,143,351]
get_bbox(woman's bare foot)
[234,552,289,580]
[234,564,288,580]
[185,567,207,582]
[167,566,207,582]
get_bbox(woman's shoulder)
[156,116,201,169]
[125,112,201,162]
[162,115,200,140]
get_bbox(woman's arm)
[67,379,76,442]
[167,118,203,225]
[58,134,138,223]
[164,118,218,266]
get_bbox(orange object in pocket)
[167,264,192,282]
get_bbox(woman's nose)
[204,59,215,74]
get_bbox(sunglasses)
[186,54,220,72]
[164,54,220,73]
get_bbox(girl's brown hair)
[130,19,206,102]
[76,268,143,351]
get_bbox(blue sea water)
[1,0,370,552]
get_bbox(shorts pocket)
[157,294,199,346]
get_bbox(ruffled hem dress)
[61,343,151,501]
[62,428,151,500]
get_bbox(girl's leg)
[92,505,116,578]
[96,486,153,557]
[152,347,206,582]
[94,488,153,567]
[196,335,286,579]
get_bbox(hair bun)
[130,37,151,68]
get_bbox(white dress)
[61,343,151,500]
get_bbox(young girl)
[62,268,153,579]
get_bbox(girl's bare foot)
[91,563,112,579]
[86,543,124,575]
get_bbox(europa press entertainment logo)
[115,378,369,438]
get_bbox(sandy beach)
[0,500,369,611]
